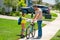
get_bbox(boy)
[20,14,26,38]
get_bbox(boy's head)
[22,13,25,17]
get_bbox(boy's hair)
[22,13,25,17]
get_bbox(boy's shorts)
[21,20,26,24]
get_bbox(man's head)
[33,5,38,11]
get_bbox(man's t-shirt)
[35,8,42,21]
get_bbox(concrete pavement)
[40,13,60,40]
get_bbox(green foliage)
[53,0,60,10]
[37,0,42,4]
[0,8,2,14]
[55,0,60,3]
[0,8,5,14]
[50,11,58,17]
[4,0,11,6]
[10,11,20,16]
[4,0,19,7]
[51,12,58,17]
[18,0,26,7]
[4,0,26,7]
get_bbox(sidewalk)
[35,13,60,40]
[0,15,18,20]
[40,13,60,40]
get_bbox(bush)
[10,11,20,16]
[0,8,5,15]
[15,11,20,16]
[10,12,14,16]
[0,8,2,14]
[51,12,58,17]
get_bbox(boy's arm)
[33,13,40,22]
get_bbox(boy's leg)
[21,23,25,35]
[20,23,25,38]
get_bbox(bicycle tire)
[26,24,36,39]
[26,26,31,39]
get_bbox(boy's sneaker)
[20,35,25,38]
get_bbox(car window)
[37,6,48,8]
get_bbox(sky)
[42,0,56,5]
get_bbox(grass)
[43,17,56,22]
[51,11,58,17]
[51,30,60,40]
[0,18,46,40]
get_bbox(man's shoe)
[35,36,41,39]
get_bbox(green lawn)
[51,30,60,40]
[0,18,46,40]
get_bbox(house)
[0,0,12,13]
[0,0,4,8]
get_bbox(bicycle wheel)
[26,23,36,39]
[31,27,36,38]
[26,26,31,39]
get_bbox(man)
[32,5,43,39]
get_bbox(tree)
[37,0,42,4]
[55,2,60,10]
[54,0,60,10]
[4,0,12,6]
[18,0,26,7]
[4,0,19,7]
[4,0,26,12]
[55,0,60,4]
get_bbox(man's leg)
[37,20,42,38]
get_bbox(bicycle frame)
[26,23,35,39]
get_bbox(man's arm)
[33,10,42,22]
[33,13,40,22]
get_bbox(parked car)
[20,5,50,16]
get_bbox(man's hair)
[33,5,38,7]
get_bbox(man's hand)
[32,18,36,23]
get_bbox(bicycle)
[26,22,36,39]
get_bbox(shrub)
[0,8,5,15]
[51,12,58,17]
[10,11,20,16]
[15,11,20,16]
